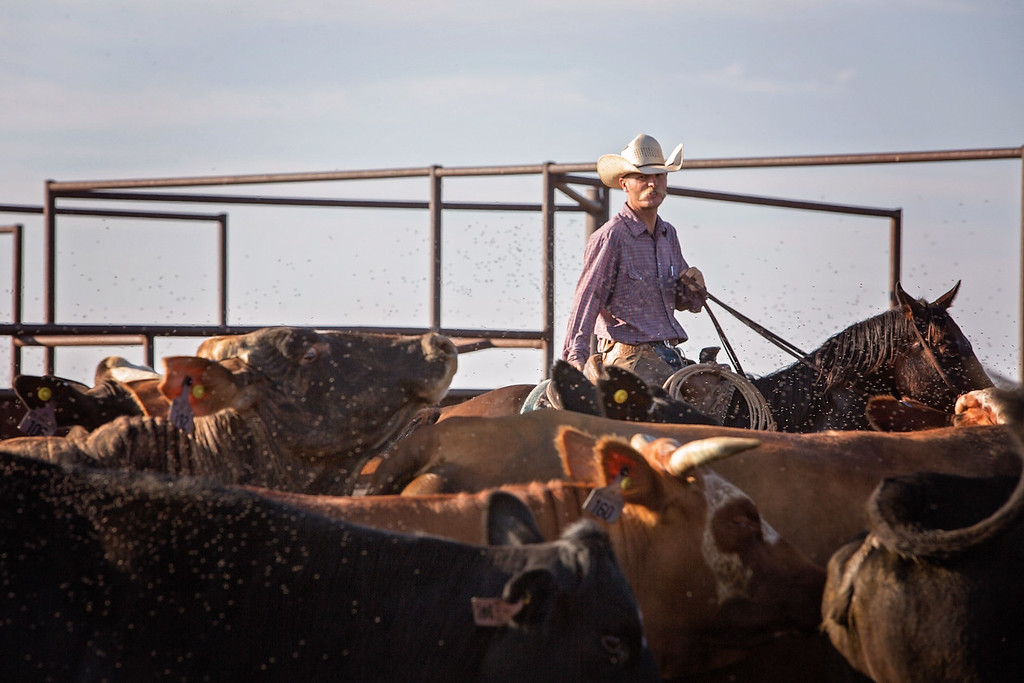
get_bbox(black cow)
[0,453,657,682]
[551,360,718,425]
[821,388,1024,682]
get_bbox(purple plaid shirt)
[562,204,703,369]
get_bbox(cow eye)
[300,346,319,365]
[600,634,626,663]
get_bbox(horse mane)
[808,307,911,393]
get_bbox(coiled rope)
[663,364,777,431]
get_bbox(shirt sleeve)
[562,229,618,368]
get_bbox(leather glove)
[680,267,707,299]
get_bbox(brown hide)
[368,409,1019,565]
[435,384,534,421]
[257,434,825,679]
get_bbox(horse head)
[892,281,993,411]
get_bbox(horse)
[426,282,991,434]
[716,281,992,432]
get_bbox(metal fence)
[0,144,1021,388]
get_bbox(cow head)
[480,490,658,682]
[161,327,457,461]
[556,428,826,678]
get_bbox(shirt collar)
[620,203,666,238]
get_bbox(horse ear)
[931,280,961,310]
[895,282,924,320]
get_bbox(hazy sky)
[1,0,1022,389]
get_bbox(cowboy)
[562,133,708,387]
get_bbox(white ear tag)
[169,377,196,434]
[583,472,626,523]
[18,404,57,436]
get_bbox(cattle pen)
[0,144,1021,407]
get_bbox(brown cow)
[367,410,1020,566]
[864,386,1018,432]
[3,327,458,495]
[821,388,1024,681]
[254,432,826,679]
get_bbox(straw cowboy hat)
[596,134,684,188]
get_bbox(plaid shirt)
[562,204,702,368]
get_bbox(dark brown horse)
[427,282,991,434]
[727,281,992,432]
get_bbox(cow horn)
[668,436,761,475]
[629,433,662,451]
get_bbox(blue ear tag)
[169,376,196,434]
[18,404,57,436]
[583,471,626,524]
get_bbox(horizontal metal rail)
[0,144,1013,387]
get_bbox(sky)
[1,0,1022,392]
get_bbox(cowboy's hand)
[680,267,707,299]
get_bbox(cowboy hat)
[596,134,684,188]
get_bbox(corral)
[0,145,1021,399]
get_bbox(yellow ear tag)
[613,389,629,404]
[620,476,632,491]
[37,387,53,402]
[191,384,205,400]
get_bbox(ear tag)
[169,376,196,434]
[583,470,626,524]
[18,404,57,436]
[471,597,525,627]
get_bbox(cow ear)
[556,426,601,483]
[551,360,602,416]
[485,491,544,546]
[598,366,652,421]
[594,437,662,509]
[503,568,557,627]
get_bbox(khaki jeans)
[583,339,677,388]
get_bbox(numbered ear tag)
[471,597,524,627]
[169,377,196,434]
[18,404,57,436]
[583,472,626,524]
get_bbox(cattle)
[864,395,953,432]
[2,327,458,494]
[0,450,657,682]
[253,432,826,679]
[954,385,1018,426]
[820,388,1024,681]
[864,386,1018,432]
[14,357,188,436]
[366,409,1020,566]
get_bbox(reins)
[695,287,820,375]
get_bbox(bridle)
[906,316,957,393]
